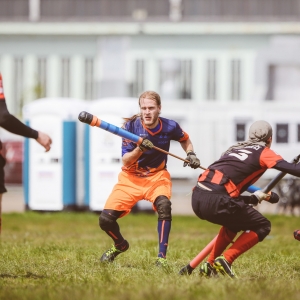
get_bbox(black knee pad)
[255,219,271,241]
[154,196,172,221]
[99,212,118,232]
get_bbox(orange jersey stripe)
[211,170,224,184]
[178,131,189,142]
[260,147,283,168]
[160,220,165,243]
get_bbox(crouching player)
[192,120,300,278]
[99,91,200,266]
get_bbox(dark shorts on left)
[0,155,7,194]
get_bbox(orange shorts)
[104,169,172,217]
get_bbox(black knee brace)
[255,219,271,241]
[99,212,119,232]
[154,196,172,221]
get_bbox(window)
[206,59,217,100]
[159,58,192,100]
[236,123,246,141]
[231,59,241,101]
[276,124,289,143]
[84,57,95,100]
[297,124,300,142]
[180,60,192,99]
[132,59,144,97]
[61,57,70,97]
[14,57,24,115]
[37,57,47,98]
[266,65,300,101]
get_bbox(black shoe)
[213,255,237,279]
[100,240,129,262]
[199,262,218,278]
[178,264,194,275]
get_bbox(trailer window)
[276,124,288,143]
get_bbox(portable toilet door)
[84,98,139,211]
[23,98,86,211]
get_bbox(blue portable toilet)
[23,98,87,211]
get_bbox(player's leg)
[200,226,237,277]
[146,170,172,266]
[98,171,140,262]
[220,207,270,263]
[207,226,237,265]
[99,209,129,262]
[154,195,172,265]
[214,205,270,278]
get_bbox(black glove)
[267,192,279,204]
[244,195,259,206]
[183,151,200,169]
[139,138,154,152]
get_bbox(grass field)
[1,212,300,300]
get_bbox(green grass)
[1,212,300,300]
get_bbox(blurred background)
[1,0,300,215]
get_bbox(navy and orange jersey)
[121,116,189,176]
[199,145,283,197]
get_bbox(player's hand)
[183,151,200,169]
[139,138,154,152]
[36,131,52,152]
[252,190,280,204]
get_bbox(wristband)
[187,151,196,156]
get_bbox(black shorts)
[191,185,269,237]
[0,155,7,194]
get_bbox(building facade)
[1,0,300,173]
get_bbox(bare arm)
[179,137,195,154]
[180,138,200,169]
[122,147,143,167]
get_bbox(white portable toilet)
[84,97,152,212]
[23,98,87,211]
[84,98,138,211]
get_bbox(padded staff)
[78,111,206,170]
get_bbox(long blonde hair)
[123,91,161,124]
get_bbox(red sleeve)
[260,147,283,168]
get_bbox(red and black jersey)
[199,145,283,197]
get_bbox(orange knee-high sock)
[207,227,237,265]
[223,231,259,264]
